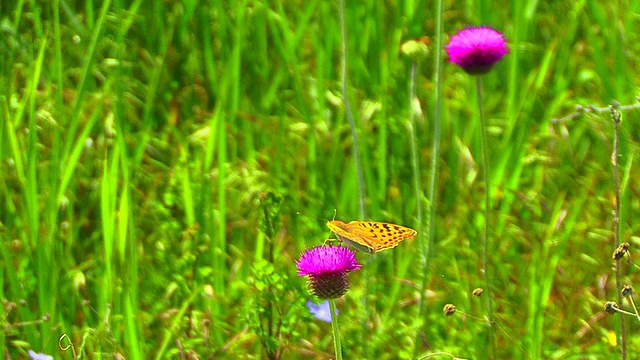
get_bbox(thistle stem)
[329,299,343,360]
[476,76,495,357]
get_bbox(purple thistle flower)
[446,26,509,75]
[296,245,361,299]
[307,300,338,322]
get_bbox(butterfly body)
[326,220,417,254]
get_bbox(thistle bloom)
[296,245,361,299]
[446,26,509,75]
[307,300,338,322]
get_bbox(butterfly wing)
[327,220,417,253]
[347,221,417,252]
[327,220,377,254]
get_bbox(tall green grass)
[2,0,640,358]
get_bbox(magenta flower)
[446,26,509,75]
[296,245,361,299]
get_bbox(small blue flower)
[28,350,53,360]
[307,300,338,323]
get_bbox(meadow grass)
[1,0,640,359]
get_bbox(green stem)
[338,0,366,219]
[627,295,640,323]
[408,60,423,260]
[429,0,444,280]
[338,1,369,357]
[476,76,495,357]
[329,299,343,360]
[611,106,626,359]
[414,0,443,355]
[261,202,275,358]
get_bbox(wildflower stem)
[408,58,426,305]
[338,0,366,220]
[338,1,369,357]
[408,59,423,264]
[625,295,640,323]
[260,195,277,359]
[414,1,443,356]
[611,306,638,317]
[329,299,343,360]
[611,105,626,359]
[426,2,443,312]
[476,76,495,357]
[427,8,444,297]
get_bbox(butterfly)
[326,220,417,254]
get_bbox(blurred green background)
[1,0,639,359]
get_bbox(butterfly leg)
[323,238,338,246]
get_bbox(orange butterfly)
[327,220,417,254]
